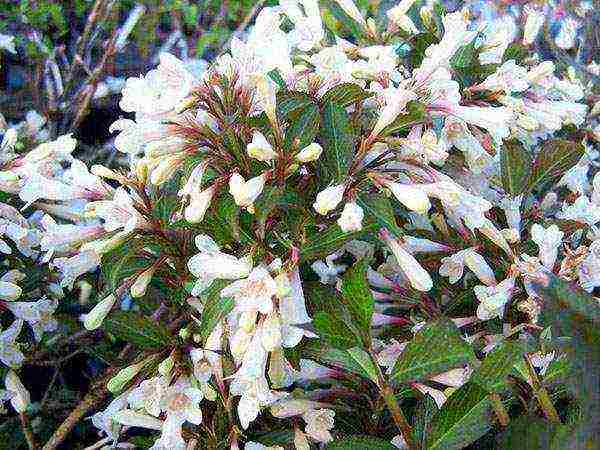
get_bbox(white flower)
[0,320,24,368]
[530,224,563,269]
[371,87,416,137]
[313,184,345,215]
[0,33,16,54]
[120,53,195,117]
[128,376,168,417]
[462,249,496,286]
[555,17,579,50]
[4,371,30,413]
[381,230,433,292]
[185,186,215,223]
[5,298,58,342]
[303,408,335,443]
[296,143,323,162]
[188,235,252,295]
[523,6,545,45]
[439,251,466,284]
[557,195,600,226]
[245,442,283,450]
[229,173,267,213]
[85,187,147,233]
[247,131,277,162]
[474,277,515,320]
[578,241,600,292]
[91,392,129,440]
[0,280,22,301]
[221,266,277,315]
[337,202,364,232]
[311,251,346,284]
[441,118,493,174]
[479,60,529,94]
[386,0,418,34]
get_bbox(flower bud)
[107,360,145,394]
[381,230,433,292]
[261,312,282,352]
[313,184,345,215]
[274,272,292,298]
[296,143,323,162]
[185,186,215,223]
[337,202,364,232]
[91,164,125,182]
[247,131,277,162]
[158,355,174,376]
[385,181,431,215]
[113,410,163,430]
[130,266,156,298]
[5,370,30,413]
[0,281,22,301]
[83,294,117,330]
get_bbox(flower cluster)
[0,1,598,449]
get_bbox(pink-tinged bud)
[381,229,433,292]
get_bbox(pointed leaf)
[471,340,528,391]
[380,101,427,137]
[391,318,475,383]
[103,311,172,350]
[325,436,396,450]
[300,222,376,261]
[195,279,235,345]
[413,394,439,449]
[425,382,492,450]
[357,194,404,239]
[313,312,362,350]
[320,100,354,183]
[501,139,532,195]
[321,83,373,107]
[341,259,374,339]
[277,92,315,121]
[528,139,585,193]
[284,102,320,151]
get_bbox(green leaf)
[413,394,439,449]
[380,101,427,137]
[103,311,172,350]
[471,341,527,391]
[300,222,375,261]
[302,341,374,379]
[320,100,355,183]
[500,139,533,196]
[325,436,396,450]
[497,416,570,450]
[101,237,154,290]
[284,102,320,151]
[277,92,315,121]
[195,279,235,345]
[357,194,403,239]
[313,311,362,350]
[531,272,600,328]
[391,318,475,383]
[502,43,529,63]
[425,382,492,450]
[322,0,365,41]
[450,39,477,70]
[346,347,379,384]
[410,33,439,68]
[341,259,374,339]
[528,139,585,193]
[321,83,373,107]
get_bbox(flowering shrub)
[0,1,599,449]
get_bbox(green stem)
[524,354,561,423]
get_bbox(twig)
[20,412,37,450]
[489,393,510,427]
[523,353,561,423]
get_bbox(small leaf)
[103,311,172,350]
[321,82,373,107]
[500,139,533,196]
[313,312,362,350]
[528,139,585,193]
[357,194,404,239]
[325,436,396,450]
[322,0,365,41]
[302,341,375,379]
[300,222,375,261]
[341,259,374,339]
[195,279,235,345]
[425,382,492,450]
[346,347,379,385]
[283,102,320,151]
[413,394,439,449]
[320,100,355,183]
[391,318,475,383]
[101,238,154,290]
[380,101,427,137]
[471,341,527,391]
[410,33,439,68]
[277,92,315,121]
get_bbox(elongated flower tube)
[83,294,117,330]
[380,229,433,292]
